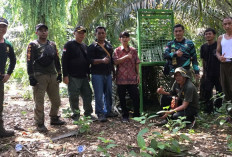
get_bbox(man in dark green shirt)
[0,17,16,138]
[157,67,198,125]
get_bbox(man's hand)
[2,74,10,83]
[161,110,173,119]
[219,53,226,62]
[63,76,69,84]
[157,86,165,94]
[29,76,38,86]
[102,57,110,64]
[176,49,183,57]
[57,74,62,83]
[195,74,200,80]
[137,76,140,84]
[127,53,132,59]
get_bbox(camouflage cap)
[174,67,190,78]
[74,26,86,33]
[0,17,8,26]
[36,23,48,31]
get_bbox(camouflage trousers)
[33,74,61,125]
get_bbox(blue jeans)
[92,74,112,116]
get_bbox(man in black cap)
[27,23,65,132]
[0,17,16,138]
[62,26,96,121]
[157,67,199,125]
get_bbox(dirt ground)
[1,87,232,157]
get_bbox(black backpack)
[33,40,56,67]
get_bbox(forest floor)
[1,85,232,157]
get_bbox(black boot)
[50,116,66,125]
[36,124,48,133]
[0,122,14,138]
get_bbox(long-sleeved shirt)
[164,38,199,74]
[62,40,90,78]
[0,39,16,75]
[27,40,61,76]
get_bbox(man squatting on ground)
[113,31,140,122]
[157,67,199,125]
[0,17,16,138]
[27,23,65,132]
[200,28,222,114]
[62,26,96,121]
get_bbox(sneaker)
[36,124,48,133]
[105,112,118,118]
[71,114,80,121]
[90,115,97,121]
[155,119,168,126]
[98,114,107,122]
[122,117,129,123]
[50,116,66,125]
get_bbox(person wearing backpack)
[0,17,16,138]
[27,23,65,132]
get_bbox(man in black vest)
[27,23,65,132]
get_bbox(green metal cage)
[137,9,174,112]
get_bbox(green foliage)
[73,116,93,134]
[133,114,192,156]
[97,137,117,157]
[62,107,72,118]
[164,116,191,134]
[227,135,232,151]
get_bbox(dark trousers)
[0,81,4,125]
[220,63,232,102]
[160,95,197,122]
[117,84,140,118]
[200,76,223,112]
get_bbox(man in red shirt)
[113,31,140,122]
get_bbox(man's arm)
[87,45,109,65]
[164,42,174,59]
[52,43,61,74]
[216,35,226,62]
[62,43,69,84]
[161,101,189,119]
[27,43,35,76]
[3,44,16,83]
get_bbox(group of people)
[0,17,140,137]
[1,16,232,137]
[157,17,232,125]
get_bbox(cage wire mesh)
[139,10,173,62]
[137,9,174,112]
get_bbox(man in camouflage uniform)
[0,17,16,138]
[27,23,65,132]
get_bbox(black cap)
[74,26,86,32]
[0,17,8,26]
[36,23,48,31]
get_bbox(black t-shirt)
[87,41,114,75]
[200,42,220,78]
[62,40,90,78]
